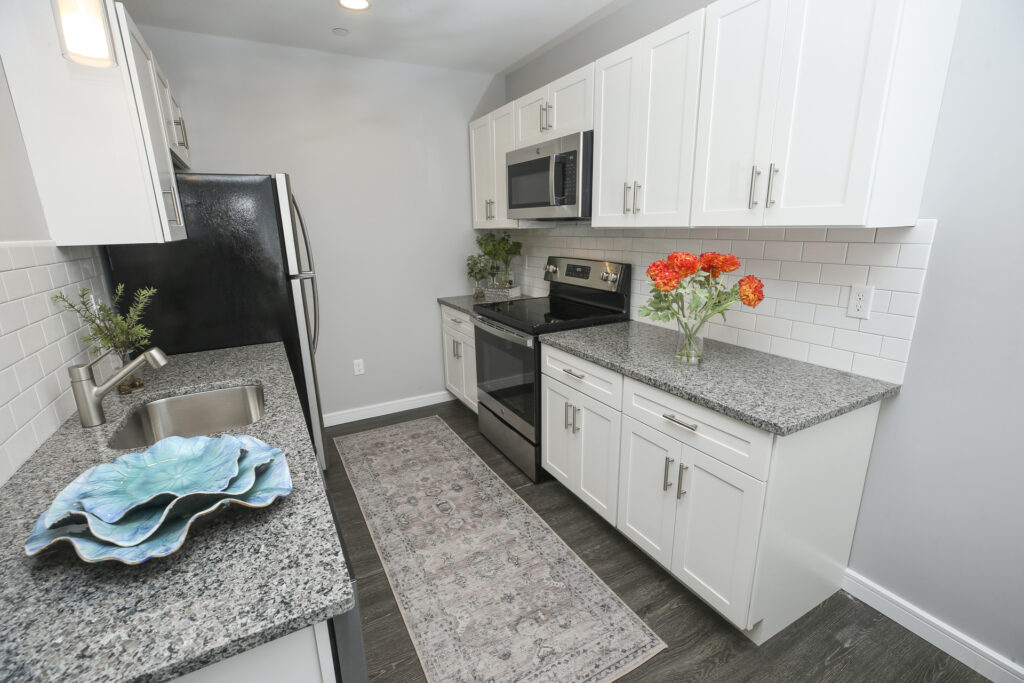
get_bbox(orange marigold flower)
[647,260,681,292]
[667,251,700,278]
[718,253,741,273]
[699,252,723,278]
[738,275,765,308]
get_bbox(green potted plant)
[466,254,491,299]
[53,283,158,393]
[476,232,523,292]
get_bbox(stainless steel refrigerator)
[104,173,326,469]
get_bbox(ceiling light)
[331,27,350,36]
[339,0,370,10]
[52,0,116,68]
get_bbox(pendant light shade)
[52,0,116,68]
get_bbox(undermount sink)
[107,385,265,450]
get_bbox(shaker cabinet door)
[671,445,765,627]
[592,45,640,227]
[574,390,621,525]
[690,0,787,227]
[489,102,519,228]
[762,0,902,226]
[469,114,493,228]
[514,84,549,148]
[547,63,594,139]
[541,375,575,487]
[616,416,681,567]
[442,328,465,402]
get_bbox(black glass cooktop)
[474,296,629,334]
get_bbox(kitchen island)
[0,343,355,682]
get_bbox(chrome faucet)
[68,348,169,428]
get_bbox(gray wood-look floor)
[323,401,983,683]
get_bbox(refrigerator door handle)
[291,196,320,354]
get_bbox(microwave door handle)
[549,155,556,206]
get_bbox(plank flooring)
[322,401,984,682]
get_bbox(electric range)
[472,256,631,481]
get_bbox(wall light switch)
[353,359,365,375]
[848,285,874,319]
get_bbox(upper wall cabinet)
[0,0,189,245]
[514,63,595,148]
[469,102,518,228]
[592,10,704,228]
[691,0,961,228]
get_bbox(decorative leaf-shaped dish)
[43,435,247,527]
[50,438,282,547]
[25,453,292,564]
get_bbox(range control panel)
[543,256,628,292]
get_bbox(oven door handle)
[473,316,534,348]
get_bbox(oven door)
[472,316,538,442]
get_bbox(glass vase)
[118,352,145,394]
[675,322,705,365]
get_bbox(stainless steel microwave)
[506,131,592,220]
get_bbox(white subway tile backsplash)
[0,240,109,486]
[516,219,935,385]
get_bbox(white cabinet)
[539,339,883,643]
[514,63,594,147]
[671,445,765,627]
[541,375,620,524]
[691,0,960,227]
[592,11,704,228]
[0,0,186,244]
[440,306,477,413]
[616,415,680,565]
[155,63,191,168]
[469,102,517,228]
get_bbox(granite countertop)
[0,343,353,682]
[540,321,900,436]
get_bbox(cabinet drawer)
[541,345,622,410]
[623,378,773,481]
[440,306,474,338]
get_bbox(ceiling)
[120,0,628,75]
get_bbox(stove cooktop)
[474,296,629,335]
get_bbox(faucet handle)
[68,350,114,383]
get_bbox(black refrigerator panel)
[105,174,292,354]
[104,174,313,443]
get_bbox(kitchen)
[0,0,1020,681]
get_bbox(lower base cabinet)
[440,306,477,413]
[541,375,620,524]
[540,344,880,644]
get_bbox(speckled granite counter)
[438,293,530,315]
[540,321,899,435]
[0,343,353,682]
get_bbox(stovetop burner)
[474,296,628,334]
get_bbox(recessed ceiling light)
[331,27,350,36]
[339,0,370,10]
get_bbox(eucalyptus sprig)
[53,284,157,357]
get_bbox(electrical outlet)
[847,285,874,319]
[352,359,365,376]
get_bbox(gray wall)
[0,58,49,241]
[505,0,708,100]
[141,26,499,418]
[848,0,1024,662]
[505,0,1024,665]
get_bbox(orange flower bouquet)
[639,252,765,364]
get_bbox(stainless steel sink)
[107,385,265,449]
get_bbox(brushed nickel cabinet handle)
[632,181,641,214]
[663,456,675,491]
[540,104,546,132]
[662,413,698,431]
[545,103,553,130]
[623,182,631,214]
[767,163,780,207]
[562,367,585,380]
[564,402,572,430]
[677,463,689,499]
[572,406,581,434]
[161,187,181,225]
[173,118,189,149]
[748,165,761,209]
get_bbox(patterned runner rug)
[334,416,666,682]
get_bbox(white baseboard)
[322,391,455,427]
[843,569,1023,683]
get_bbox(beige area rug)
[334,416,666,682]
